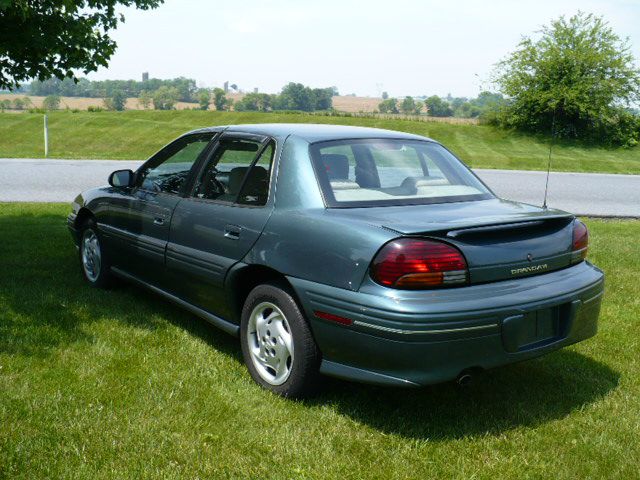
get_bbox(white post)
[43,114,49,158]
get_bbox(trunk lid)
[330,199,576,284]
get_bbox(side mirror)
[108,169,134,188]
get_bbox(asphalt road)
[1,158,639,217]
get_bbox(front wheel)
[79,222,113,288]
[240,284,321,398]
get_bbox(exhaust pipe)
[456,370,475,388]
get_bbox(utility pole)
[43,114,49,158]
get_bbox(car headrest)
[321,154,349,180]
[228,167,249,194]
[241,166,269,196]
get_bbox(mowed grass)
[1,203,639,479]
[1,110,640,173]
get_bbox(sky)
[87,0,640,98]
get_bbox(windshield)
[309,139,493,207]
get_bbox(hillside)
[0,110,638,174]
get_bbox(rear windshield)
[309,139,493,207]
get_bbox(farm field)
[0,110,639,174]
[0,92,385,113]
[0,203,638,478]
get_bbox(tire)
[78,220,113,288]
[240,283,321,398]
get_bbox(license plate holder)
[502,307,561,353]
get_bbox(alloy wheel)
[246,302,294,385]
[81,229,101,282]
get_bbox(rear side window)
[194,137,274,205]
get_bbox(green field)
[1,110,640,174]
[1,203,639,479]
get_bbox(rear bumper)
[288,261,604,387]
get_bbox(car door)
[104,132,218,284]
[164,133,276,318]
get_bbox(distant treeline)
[27,78,338,112]
[29,77,199,102]
[26,77,507,118]
[234,84,337,112]
[378,91,507,119]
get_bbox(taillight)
[371,238,468,289]
[571,220,589,264]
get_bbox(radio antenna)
[542,107,557,209]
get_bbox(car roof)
[187,123,437,144]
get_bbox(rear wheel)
[79,221,113,288]
[240,284,321,398]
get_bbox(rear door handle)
[153,217,165,226]
[224,224,242,240]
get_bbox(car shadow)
[306,350,619,440]
[0,211,619,441]
[0,211,240,362]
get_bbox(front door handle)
[224,224,242,240]
[153,217,165,226]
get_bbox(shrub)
[42,95,61,111]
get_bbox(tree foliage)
[138,90,152,109]
[29,76,197,102]
[197,89,210,110]
[276,83,334,111]
[151,86,178,110]
[399,96,416,114]
[233,83,335,112]
[493,12,640,145]
[104,88,126,110]
[398,96,424,115]
[378,98,398,113]
[234,93,274,112]
[424,96,453,117]
[42,94,60,110]
[0,0,163,90]
[212,88,232,111]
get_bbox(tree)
[311,87,334,110]
[424,96,453,117]
[413,100,424,115]
[42,95,61,110]
[197,89,211,110]
[381,91,389,100]
[138,90,152,109]
[378,98,398,113]
[12,97,26,110]
[234,92,274,112]
[454,101,481,118]
[279,83,313,111]
[212,88,232,111]
[104,88,127,111]
[493,12,640,145]
[152,86,179,110]
[400,96,417,114]
[0,99,10,112]
[0,0,163,90]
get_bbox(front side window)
[138,133,213,194]
[194,137,274,205]
[310,139,493,207]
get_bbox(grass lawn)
[1,110,639,174]
[1,203,639,479]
